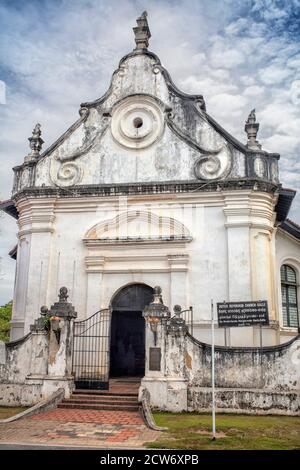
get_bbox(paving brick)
[0,412,158,447]
[31,408,143,425]
[0,380,159,447]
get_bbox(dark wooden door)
[110,284,153,377]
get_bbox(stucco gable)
[12,13,280,194]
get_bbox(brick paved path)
[31,408,143,425]
[0,408,158,448]
[0,380,159,448]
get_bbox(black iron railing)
[171,306,194,335]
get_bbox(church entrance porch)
[110,284,153,378]
[72,283,153,389]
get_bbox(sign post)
[211,299,216,441]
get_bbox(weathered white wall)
[10,188,296,348]
[1,316,75,406]
[141,327,300,415]
[0,332,48,406]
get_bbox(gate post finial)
[49,287,77,319]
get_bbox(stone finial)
[143,286,170,319]
[245,109,261,150]
[48,287,77,320]
[40,305,49,316]
[167,305,188,335]
[58,286,69,302]
[24,123,44,163]
[133,11,151,50]
[173,305,182,317]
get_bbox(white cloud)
[208,93,248,117]
[290,80,300,105]
[259,65,292,85]
[244,85,265,96]
[240,76,256,86]
[287,54,300,69]
[209,40,245,69]
[179,75,238,97]
[263,134,299,155]
[225,17,249,36]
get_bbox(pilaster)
[223,190,276,346]
[14,197,56,335]
[168,254,189,309]
[85,256,105,315]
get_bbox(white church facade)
[2,11,300,358]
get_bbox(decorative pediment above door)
[83,210,192,246]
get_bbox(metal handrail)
[74,307,112,324]
[170,306,194,335]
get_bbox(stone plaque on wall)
[149,347,161,371]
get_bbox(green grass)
[0,407,27,420]
[146,412,300,450]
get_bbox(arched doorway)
[110,284,153,377]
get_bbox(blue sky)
[0,0,300,303]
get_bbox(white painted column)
[24,231,54,333]
[85,256,105,316]
[251,229,274,309]
[14,198,56,336]
[224,192,253,346]
[223,191,277,346]
[168,254,189,309]
[10,235,30,340]
[249,192,277,345]
[250,228,278,345]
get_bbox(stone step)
[63,397,138,405]
[73,389,138,397]
[58,402,139,411]
[67,395,137,403]
[64,400,138,408]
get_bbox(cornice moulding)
[85,256,105,267]
[18,228,54,237]
[18,215,55,225]
[12,180,279,202]
[85,267,188,274]
[83,236,192,247]
[104,254,170,262]
[225,222,274,231]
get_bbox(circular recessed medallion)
[111,96,164,149]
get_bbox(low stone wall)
[142,329,300,415]
[0,311,77,406]
[0,383,44,407]
[185,333,300,414]
[188,387,300,415]
[0,388,65,422]
[0,332,49,406]
[184,333,300,391]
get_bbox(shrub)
[0,301,12,342]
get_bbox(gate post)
[41,287,77,399]
[140,287,188,412]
